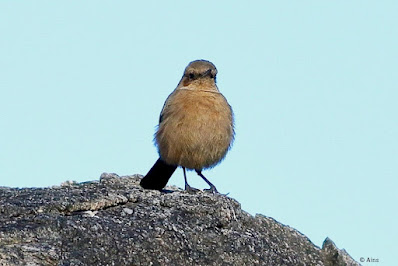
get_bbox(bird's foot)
[185,184,200,193]
[204,185,219,194]
[204,186,230,196]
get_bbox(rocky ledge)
[0,173,359,265]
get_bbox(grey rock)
[0,173,359,266]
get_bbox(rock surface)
[0,173,359,266]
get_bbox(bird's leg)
[183,167,199,192]
[195,170,219,194]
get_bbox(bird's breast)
[156,90,234,170]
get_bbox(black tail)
[140,158,177,190]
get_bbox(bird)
[140,60,234,193]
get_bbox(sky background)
[1,1,396,265]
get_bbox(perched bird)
[140,60,234,193]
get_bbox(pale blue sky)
[1,1,397,264]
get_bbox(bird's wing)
[159,91,176,123]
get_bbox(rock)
[321,238,358,266]
[0,173,359,265]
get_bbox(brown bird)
[140,60,234,192]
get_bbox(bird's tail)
[140,158,177,190]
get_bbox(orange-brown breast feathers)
[156,89,234,170]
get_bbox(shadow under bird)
[140,60,234,193]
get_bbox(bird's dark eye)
[189,73,195,79]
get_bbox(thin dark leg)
[184,167,199,192]
[195,170,218,193]
[183,167,188,187]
